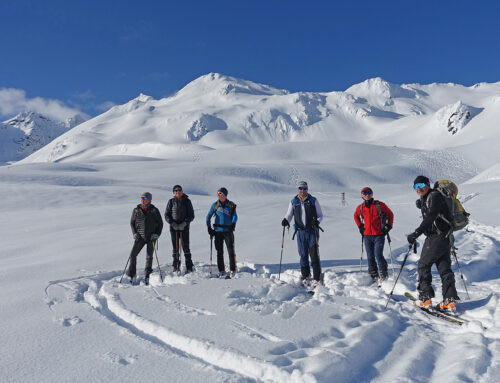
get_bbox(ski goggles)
[413,183,427,190]
[141,196,149,200]
[298,187,308,190]
[362,191,373,195]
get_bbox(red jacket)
[354,200,394,236]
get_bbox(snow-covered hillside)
[2,74,500,382]
[20,73,500,169]
[0,111,86,163]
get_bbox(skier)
[282,181,323,287]
[128,192,163,284]
[353,187,394,284]
[164,185,195,273]
[407,175,460,311]
[206,187,238,277]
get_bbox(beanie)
[413,175,430,186]
[361,187,373,194]
[297,181,308,189]
[141,192,152,200]
[218,187,228,196]
[173,185,183,192]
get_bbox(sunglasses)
[413,183,427,190]
[362,191,372,196]
[298,187,308,190]
[173,189,182,192]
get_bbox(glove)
[407,232,419,245]
[415,199,422,209]
[150,234,159,241]
[229,223,236,232]
[358,225,365,235]
[382,224,392,234]
[281,218,290,228]
[312,218,320,229]
[207,226,216,238]
[133,233,141,241]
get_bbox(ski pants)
[296,229,321,281]
[128,237,154,278]
[364,235,387,279]
[418,234,459,300]
[170,228,193,271]
[214,231,237,272]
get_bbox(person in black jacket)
[407,176,459,311]
[165,185,195,272]
[128,192,163,284]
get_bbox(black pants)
[214,231,236,272]
[170,228,193,271]
[128,238,154,278]
[418,234,459,300]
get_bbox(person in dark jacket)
[353,187,394,283]
[282,181,323,287]
[128,192,163,284]
[206,187,238,277]
[407,175,460,311]
[165,185,195,273]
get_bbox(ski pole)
[360,235,364,272]
[153,240,164,283]
[119,242,135,283]
[385,243,414,309]
[387,233,396,278]
[278,226,286,280]
[452,246,470,300]
[179,231,183,273]
[209,235,213,275]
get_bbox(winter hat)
[413,175,430,186]
[173,185,183,192]
[141,192,152,200]
[361,187,373,194]
[297,181,308,189]
[218,187,228,196]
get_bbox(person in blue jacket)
[282,181,324,287]
[206,187,238,276]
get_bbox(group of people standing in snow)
[127,175,460,311]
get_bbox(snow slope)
[2,74,500,382]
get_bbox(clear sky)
[1,0,499,119]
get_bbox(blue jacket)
[206,200,238,232]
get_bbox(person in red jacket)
[354,187,394,283]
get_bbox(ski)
[404,292,463,325]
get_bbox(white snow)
[1,74,500,382]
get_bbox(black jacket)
[165,194,195,225]
[415,190,450,236]
[131,204,163,240]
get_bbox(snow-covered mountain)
[20,73,500,168]
[0,111,86,162]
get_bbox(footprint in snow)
[57,316,82,327]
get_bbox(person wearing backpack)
[353,187,394,284]
[164,185,195,273]
[282,181,324,287]
[128,192,163,284]
[206,187,238,277]
[407,175,460,312]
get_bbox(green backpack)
[431,180,470,236]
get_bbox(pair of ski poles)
[119,238,164,283]
[359,233,396,278]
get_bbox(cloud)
[0,87,88,122]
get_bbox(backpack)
[214,200,236,216]
[431,180,470,235]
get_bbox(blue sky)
[1,0,499,119]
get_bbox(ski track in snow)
[43,221,500,382]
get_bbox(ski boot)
[415,296,432,308]
[439,298,456,313]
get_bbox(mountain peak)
[178,73,290,97]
